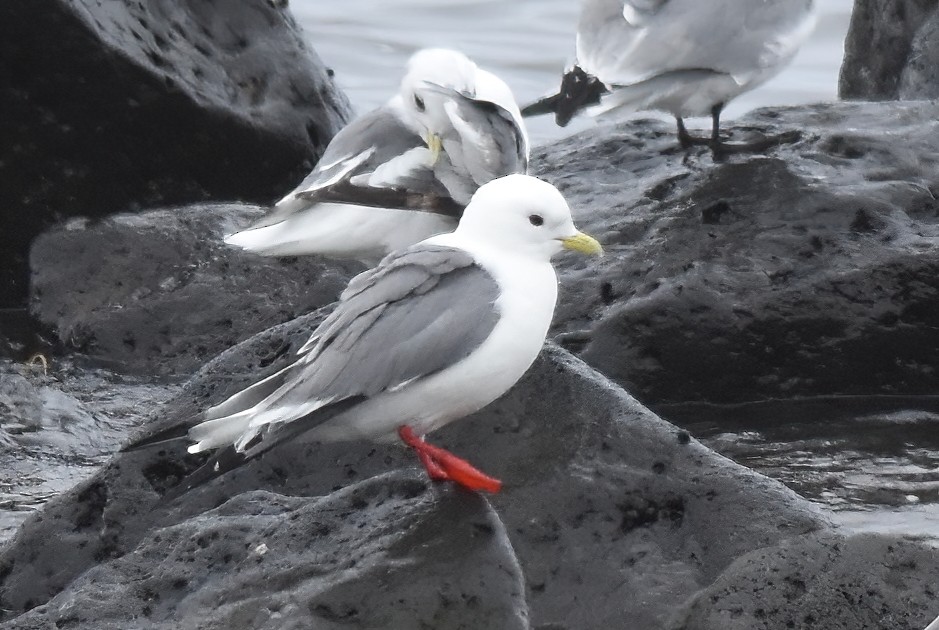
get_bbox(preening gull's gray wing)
[246,106,461,230]
[189,244,501,454]
[415,83,528,205]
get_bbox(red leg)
[415,448,450,481]
[397,426,502,493]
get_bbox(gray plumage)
[273,244,501,408]
[131,244,502,497]
[191,244,501,448]
[420,83,529,206]
[248,106,459,230]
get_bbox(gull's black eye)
[528,214,544,226]
[414,94,425,112]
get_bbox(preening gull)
[522,0,817,154]
[225,48,529,264]
[131,174,601,495]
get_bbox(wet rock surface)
[0,359,174,542]
[0,0,351,307]
[839,0,939,100]
[28,204,361,377]
[540,100,939,405]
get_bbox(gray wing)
[423,84,528,188]
[210,244,501,426]
[578,0,814,84]
[248,106,462,229]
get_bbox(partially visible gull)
[225,48,529,263]
[131,174,601,495]
[522,0,817,155]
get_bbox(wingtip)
[520,94,560,118]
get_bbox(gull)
[130,174,601,495]
[225,48,529,264]
[522,0,817,155]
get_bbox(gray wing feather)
[578,0,813,83]
[248,244,500,415]
[247,107,460,228]
[295,106,424,194]
[423,84,528,186]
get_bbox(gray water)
[293,1,939,542]
[296,0,855,143]
[0,360,177,540]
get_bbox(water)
[293,2,939,542]
[296,0,855,143]
[0,359,177,540]
[660,398,939,541]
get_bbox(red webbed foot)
[398,425,502,494]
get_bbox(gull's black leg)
[677,117,693,149]
[676,116,709,150]
[709,101,802,157]
[709,102,726,158]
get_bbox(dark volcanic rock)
[2,323,935,630]
[839,0,939,99]
[29,203,361,377]
[5,475,529,630]
[668,532,939,630]
[538,100,939,404]
[0,0,351,307]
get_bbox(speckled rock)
[29,203,361,376]
[0,0,351,307]
[666,532,939,630]
[839,0,939,99]
[4,474,530,630]
[537,100,939,404]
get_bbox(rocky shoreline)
[1,0,938,628]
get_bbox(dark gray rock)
[1,319,935,630]
[4,475,529,630]
[900,11,939,99]
[839,0,939,99]
[538,100,939,404]
[29,204,362,377]
[667,532,939,630]
[0,0,351,307]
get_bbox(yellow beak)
[560,231,603,256]
[425,133,442,165]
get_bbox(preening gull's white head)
[132,175,600,496]
[399,48,479,140]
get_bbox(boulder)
[29,203,362,376]
[538,100,939,404]
[0,0,351,307]
[839,0,939,99]
[5,475,529,630]
[1,325,935,629]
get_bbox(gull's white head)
[455,174,602,261]
[398,48,478,138]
